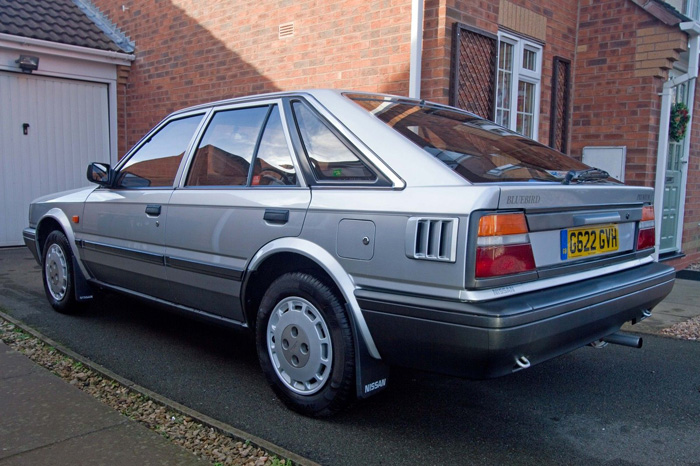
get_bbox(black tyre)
[256,272,355,417]
[42,230,81,314]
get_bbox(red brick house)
[3,0,700,268]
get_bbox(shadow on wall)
[95,0,421,152]
[94,0,280,152]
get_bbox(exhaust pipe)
[601,332,643,349]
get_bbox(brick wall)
[422,0,579,147]
[115,65,130,157]
[92,0,414,152]
[572,0,686,188]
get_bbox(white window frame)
[685,0,700,22]
[495,32,543,140]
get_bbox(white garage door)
[0,71,109,246]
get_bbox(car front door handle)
[145,204,161,216]
[264,209,289,224]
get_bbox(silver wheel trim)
[45,243,68,302]
[267,296,333,395]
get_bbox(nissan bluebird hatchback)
[25,90,675,417]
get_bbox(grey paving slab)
[0,345,41,380]
[652,300,700,318]
[0,342,208,465]
[0,358,126,459]
[657,278,700,306]
[0,422,206,466]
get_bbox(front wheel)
[256,272,355,417]
[42,230,81,314]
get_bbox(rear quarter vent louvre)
[406,217,458,262]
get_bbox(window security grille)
[450,24,498,120]
[550,57,571,154]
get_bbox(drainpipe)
[653,21,700,260]
[409,0,424,99]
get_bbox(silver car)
[24,90,675,417]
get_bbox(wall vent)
[405,217,459,262]
[279,22,295,39]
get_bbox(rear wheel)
[256,272,355,417]
[42,230,81,314]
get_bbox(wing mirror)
[86,162,112,186]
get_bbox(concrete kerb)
[0,309,320,466]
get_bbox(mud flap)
[72,256,94,301]
[346,304,389,399]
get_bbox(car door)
[78,111,207,298]
[164,101,309,322]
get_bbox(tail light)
[475,212,535,278]
[637,205,655,250]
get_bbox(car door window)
[292,101,376,182]
[251,106,298,187]
[117,114,204,188]
[187,106,269,187]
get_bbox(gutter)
[409,0,424,98]
[653,21,700,260]
[0,33,135,66]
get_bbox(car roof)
[172,89,423,115]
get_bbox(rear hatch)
[346,92,659,291]
[466,184,656,290]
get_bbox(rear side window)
[292,101,376,182]
[187,105,298,187]
[118,114,204,188]
[253,107,298,186]
[187,106,268,187]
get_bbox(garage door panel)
[0,72,109,247]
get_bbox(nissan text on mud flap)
[25,90,675,417]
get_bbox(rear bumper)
[356,262,675,379]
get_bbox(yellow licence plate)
[560,224,619,260]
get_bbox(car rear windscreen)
[346,93,606,184]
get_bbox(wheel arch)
[243,237,381,359]
[36,209,91,279]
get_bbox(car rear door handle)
[264,209,289,224]
[145,204,161,216]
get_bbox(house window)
[684,0,700,21]
[495,33,542,140]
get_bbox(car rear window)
[346,94,595,183]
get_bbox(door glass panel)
[187,106,269,186]
[251,106,297,186]
[118,114,204,188]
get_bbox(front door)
[79,112,206,297]
[659,79,688,254]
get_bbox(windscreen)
[346,94,602,183]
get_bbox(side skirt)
[87,279,248,329]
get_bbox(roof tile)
[0,0,125,52]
